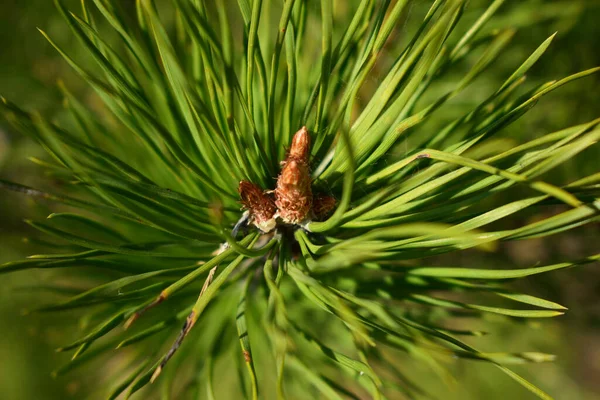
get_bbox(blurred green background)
[1,1,599,399]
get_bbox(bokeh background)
[1,0,599,399]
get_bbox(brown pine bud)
[312,194,337,221]
[275,127,313,224]
[238,180,277,233]
[287,126,311,162]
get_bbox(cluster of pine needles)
[1,0,599,399]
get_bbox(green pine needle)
[1,0,599,399]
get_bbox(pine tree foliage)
[1,0,599,399]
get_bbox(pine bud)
[238,180,277,233]
[275,127,313,224]
[287,126,311,161]
[312,194,337,221]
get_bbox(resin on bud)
[275,127,313,224]
[238,180,277,233]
